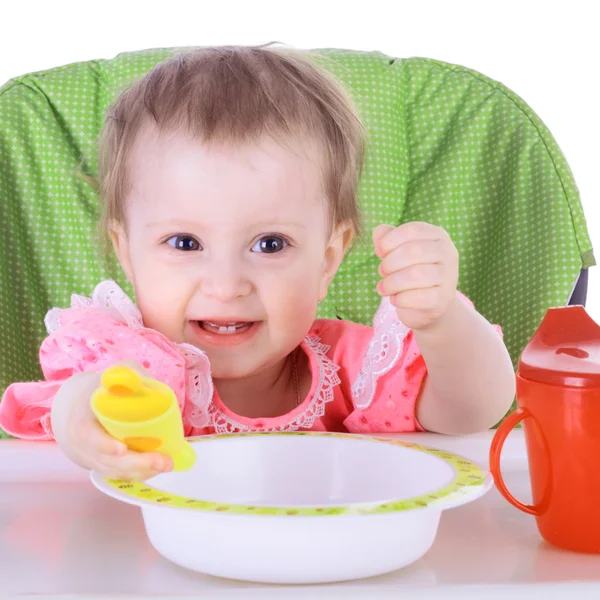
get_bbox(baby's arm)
[51,364,173,481]
[412,295,515,434]
[374,222,515,435]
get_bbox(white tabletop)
[1,431,600,599]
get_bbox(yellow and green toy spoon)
[91,365,196,472]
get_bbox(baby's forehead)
[129,121,322,168]
[127,125,326,197]
[125,125,329,227]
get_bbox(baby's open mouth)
[198,321,254,335]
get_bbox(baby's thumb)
[373,224,395,257]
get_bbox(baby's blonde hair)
[98,45,366,237]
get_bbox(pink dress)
[0,280,500,440]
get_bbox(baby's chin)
[208,361,272,381]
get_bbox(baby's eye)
[251,235,289,254]
[166,235,202,251]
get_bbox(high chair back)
[0,48,594,435]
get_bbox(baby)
[0,45,516,481]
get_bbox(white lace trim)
[351,297,410,410]
[43,280,213,427]
[208,336,341,434]
[45,279,144,334]
[179,343,213,430]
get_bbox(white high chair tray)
[1,431,600,599]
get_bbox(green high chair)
[0,48,594,437]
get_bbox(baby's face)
[111,125,347,379]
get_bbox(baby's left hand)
[374,222,459,331]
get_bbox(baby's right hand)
[51,363,173,481]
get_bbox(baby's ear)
[108,221,134,283]
[318,221,354,301]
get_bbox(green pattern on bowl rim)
[101,432,489,516]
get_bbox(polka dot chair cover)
[0,48,594,437]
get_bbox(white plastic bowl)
[91,432,493,584]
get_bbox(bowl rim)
[90,432,493,516]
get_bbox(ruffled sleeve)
[0,381,61,439]
[0,281,213,440]
[342,293,503,434]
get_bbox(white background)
[2,0,599,317]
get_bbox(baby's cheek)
[134,283,186,341]
[274,274,320,327]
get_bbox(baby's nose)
[199,261,252,302]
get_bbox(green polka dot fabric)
[0,48,594,437]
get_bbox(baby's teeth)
[216,324,240,334]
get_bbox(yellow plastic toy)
[91,365,196,472]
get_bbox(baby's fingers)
[87,419,128,456]
[377,264,444,297]
[99,450,173,482]
[373,224,395,257]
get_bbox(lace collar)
[207,336,341,434]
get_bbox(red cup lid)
[518,305,600,388]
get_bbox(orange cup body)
[490,374,600,553]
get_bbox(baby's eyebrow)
[145,220,204,229]
[253,222,307,230]
[145,220,307,230]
